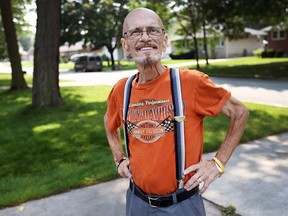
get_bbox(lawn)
[0,85,287,208]
[200,57,288,78]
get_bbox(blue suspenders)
[122,74,136,157]
[122,68,185,189]
[170,68,186,188]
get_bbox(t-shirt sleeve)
[106,80,125,131]
[194,74,231,117]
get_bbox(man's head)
[121,8,168,68]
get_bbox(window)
[215,37,224,47]
[271,29,286,41]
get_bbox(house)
[59,41,91,59]
[58,27,267,61]
[59,41,125,62]
[261,24,288,55]
[169,28,266,59]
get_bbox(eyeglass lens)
[124,27,164,39]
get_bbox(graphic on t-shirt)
[126,98,174,143]
[127,117,174,143]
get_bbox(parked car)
[73,54,103,72]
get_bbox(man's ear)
[162,34,168,52]
[121,38,130,56]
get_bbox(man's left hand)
[183,160,220,194]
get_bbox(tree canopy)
[61,0,129,68]
[0,0,33,59]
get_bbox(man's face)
[121,10,168,67]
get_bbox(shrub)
[169,49,195,59]
[261,49,284,58]
[252,48,264,57]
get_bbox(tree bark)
[191,23,200,70]
[0,0,28,90]
[107,46,115,70]
[33,0,64,106]
[203,21,209,65]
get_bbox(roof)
[59,41,84,52]
[169,27,266,41]
[261,23,288,32]
[244,28,267,36]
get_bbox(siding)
[267,29,288,52]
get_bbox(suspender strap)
[170,68,186,187]
[123,69,185,188]
[123,74,136,157]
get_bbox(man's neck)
[136,62,166,84]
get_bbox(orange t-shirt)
[106,67,231,195]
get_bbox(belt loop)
[172,193,177,204]
[130,179,135,193]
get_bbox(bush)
[275,50,284,57]
[60,56,69,63]
[261,49,284,58]
[252,48,264,57]
[169,49,195,59]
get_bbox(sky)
[24,2,37,33]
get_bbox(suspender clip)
[178,179,184,189]
[174,116,185,122]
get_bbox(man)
[104,8,249,216]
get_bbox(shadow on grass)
[0,88,118,208]
[0,78,11,87]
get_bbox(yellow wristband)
[212,157,225,176]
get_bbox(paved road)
[58,68,288,108]
[1,61,287,107]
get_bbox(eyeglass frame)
[123,26,165,40]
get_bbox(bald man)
[104,8,249,216]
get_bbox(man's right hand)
[117,158,132,178]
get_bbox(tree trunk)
[193,35,200,70]
[202,21,209,65]
[188,7,200,70]
[0,0,28,90]
[107,46,115,70]
[33,0,64,106]
[191,23,200,70]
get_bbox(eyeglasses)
[123,26,165,40]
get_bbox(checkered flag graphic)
[126,121,138,134]
[157,116,174,132]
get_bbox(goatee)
[134,54,162,69]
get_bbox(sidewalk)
[1,132,287,216]
[0,178,222,216]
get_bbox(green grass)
[200,57,288,79]
[96,57,288,78]
[203,103,288,152]
[0,85,288,208]
[0,73,33,86]
[0,86,117,208]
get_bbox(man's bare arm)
[104,112,132,178]
[216,96,249,165]
[183,96,249,194]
